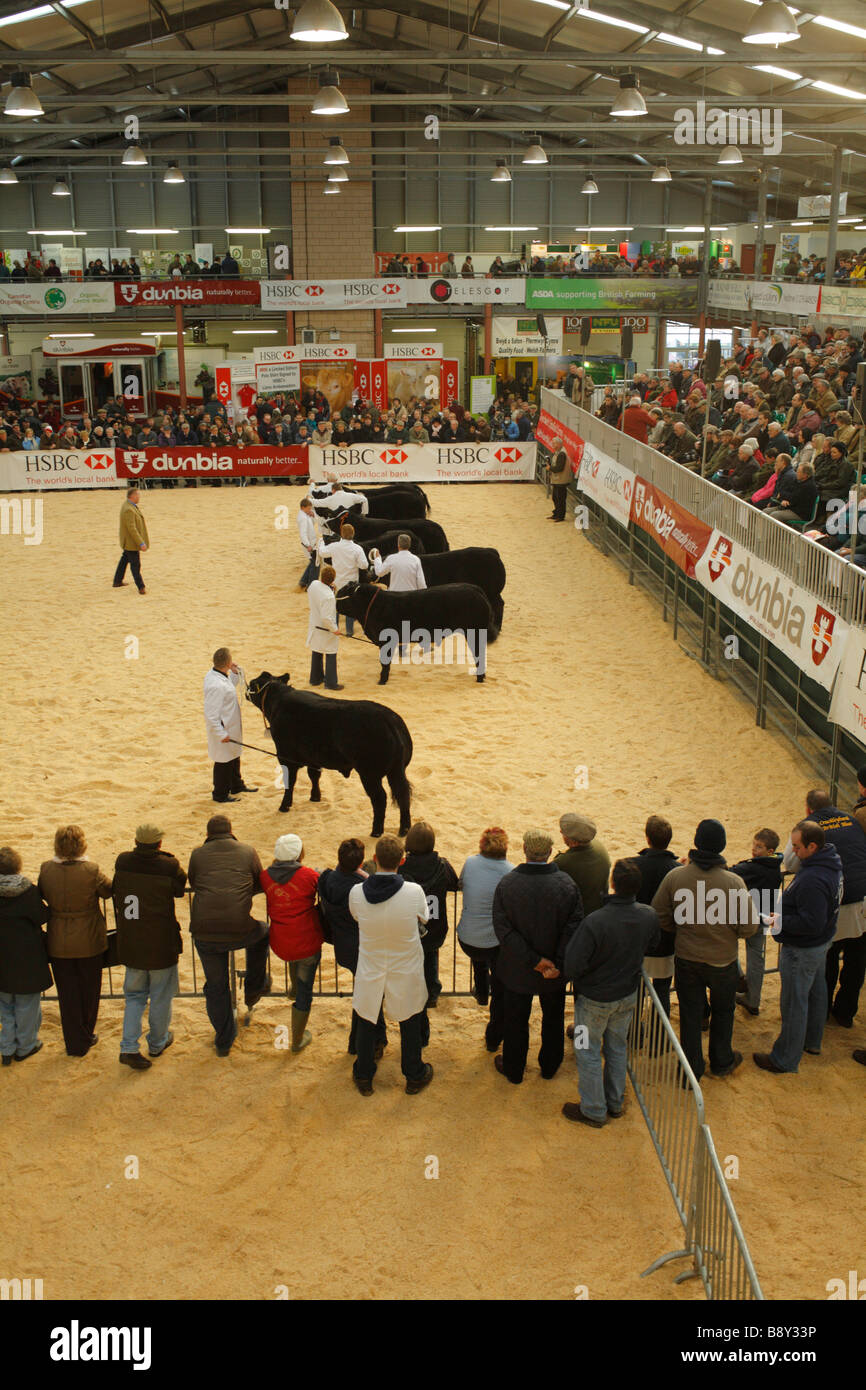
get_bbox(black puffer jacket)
[0,875,52,994]
[317,867,366,973]
[400,851,459,951]
[493,863,583,993]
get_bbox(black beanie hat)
[694,818,726,855]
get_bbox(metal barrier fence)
[628,973,764,1300]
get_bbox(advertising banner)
[706,280,821,315]
[470,375,497,414]
[693,529,847,690]
[631,475,713,577]
[409,278,526,306]
[535,408,584,468]
[114,279,260,307]
[214,362,257,420]
[829,630,866,745]
[255,362,301,394]
[798,193,848,218]
[0,282,116,315]
[491,316,564,356]
[260,279,408,311]
[42,337,156,357]
[384,343,444,359]
[576,443,636,530]
[526,278,699,314]
[353,361,388,409]
[0,449,122,491]
[310,441,536,483]
[0,355,33,401]
[254,344,356,364]
[440,359,459,406]
[194,242,213,269]
[815,285,866,319]
[116,447,308,481]
[564,314,649,334]
[387,358,440,406]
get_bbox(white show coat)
[306,578,339,654]
[373,549,427,592]
[349,878,430,1022]
[297,507,318,554]
[203,667,243,763]
[318,535,369,592]
[317,488,369,517]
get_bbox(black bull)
[357,484,430,519]
[336,582,496,682]
[245,671,413,836]
[420,547,506,630]
[347,512,449,552]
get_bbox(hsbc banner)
[829,631,866,745]
[254,344,356,364]
[353,361,388,410]
[694,529,847,692]
[384,343,444,360]
[260,280,409,311]
[309,441,536,484]
[116,447,308,481]
[576,443,635,530]
[0,449,122,491]
[630,476,713,578]
[114,279,261,308]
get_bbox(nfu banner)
[260,280,408,310]
[0,449,122,491]
[310,441,536,483]
[694,529,848,691]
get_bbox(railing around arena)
[628,973,764,1300]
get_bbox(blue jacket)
[776,844,842,948]
[810,805,866,904]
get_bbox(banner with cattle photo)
[694,529,848,692]
[310,441,536,483]
[0,449,123,491]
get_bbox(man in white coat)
[311,478,369,536]
[368,534,426,592]
[348,834,433,1096]
[297,497,319,591]
[318,522,369,635]
[307,564,343,691]
[204,647,256,803]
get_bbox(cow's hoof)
[309,791,322,803]
[476,674,486,683]
[399,824,411,837]
[371,825,384,838]
[278,799,292,813]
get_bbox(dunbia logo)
[674,99,782,157]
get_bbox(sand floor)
[1,480,864,1301]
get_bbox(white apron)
[349,879,429,1023]
[203,667,243,763]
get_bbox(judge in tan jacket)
[547,438,571,523]
[113,487,149,594]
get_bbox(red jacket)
[262,864,323,961]
[620,405,655,443]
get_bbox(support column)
[698,312,706,357]
[176,304,186,408]
[483,303,492,374]
[286,310,294,345]
[754,172,767,280]
[826,145,844,286]
[374,308,383,358]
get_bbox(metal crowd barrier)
[628,973,764,1300]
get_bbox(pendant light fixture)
[4,73,43,117]
[51,177,71,197]
[652,164,672,182]
[163,163,185,183]
[327,168,348,182]
[610,74,647,117]
[491,160,512,182]
[291,0,348,42]
[0,164,19,184]
[122,144,148,167]
[324,136,349,164]
[742,1,799,45]
[581,173,599,194]
[718,145,743,164]
[522,135,548,164]
[311,71,350,115]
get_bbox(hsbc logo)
[382,283,401,295]
[420,346,437,357]
[84,453,113,471]
[305,285,324,297]
[494,447,520,464]
[331,347,349,358]
[380,448,408,465]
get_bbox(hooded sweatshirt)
[0,874,52,995]
[400,851,458,951]
[775,843,842,949]
[318,866,366,972]
[261,859,322,962]
[362,872,405,904]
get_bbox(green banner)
[525,277,699,314]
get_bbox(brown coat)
[38,858,112,958]
[548,448,571,485]
[119,499,149,551]
[187,831,264,943]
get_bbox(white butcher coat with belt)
[306,578,340,654]
[203,667,243,763]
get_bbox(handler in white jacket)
[306,565,343,691]
[318,522,370,635]
[204,646,256,803]
[369,534,427,592]
[297,498,319,591]
[348,834,433,1095]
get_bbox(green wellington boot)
[291,1009,312,1053]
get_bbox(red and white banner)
[114,279,261,307]
[0,449,122,491]
[260,280,408,311]
[534,408,585,468]
[577,443,636,530]
[116,446,308,480]
[440,359,459,407]
[694,528,847,691]
[631,475,713,578]
[254,344,356,364]
[214,363,257,421]
[310,441,535,483]
[384,343,444,359]
[42,337,156,357]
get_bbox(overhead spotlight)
[4,72,43,118]
[491,159,512,182]
[312,70,350,115]
[163,163,185,183]
[743,1,799,45]
[581,174,599,194]
[122,144,148,167]
[323,184,341,194]
[0,164,19,185]
[51,178,71,197]
[522,135,548,164]
[718,145,743,164]
[324,136,349,164]
[652,164,672,182]
[327,168,348,182]
[610,74,647,117]
[291,0,348,42]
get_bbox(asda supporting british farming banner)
[115,447,308,481]
[706,280,821,315]
[260,279,410,311]
[694,530,847,691]
[525,278,699,315]
[0,449,122,491]
[630,476,713,577]
[535,408,585,469]
[0,282,116,315]
[309,442,536,483]
[829,631,866,746]
[114,279,261,307]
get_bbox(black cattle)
[336,582,495,683]
[245,671,412,835]
[350,512,449,552]
[421,548,506,630]
[358,484,430,519]
[359,529,426,560]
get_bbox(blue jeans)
[0,992,42,1057]
[289,953,320,1014]
[120,964,179,1055]
[573,991,637,1121]
[300,551,319,588]
[771,940,830,1072]
[743,929,767,1009]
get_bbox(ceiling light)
[790,220,812,226]
[581,174,599,194]
[484,225,538,231]
[311,70,349,115]
[0,165,19,184]
[225,226,271,233]
[126,228,178,234]
[743,1,799,44]
[576,8,648,34]
[718,146,743,164]
[47,332,95,338]
[491,159,511,182]
[327,168,348,182]
[323,185,341,194]
[706,47,726,54]
[657,32,704,51]
[390,327,438,333]
[394,225,441,232]
[324,136,349,164]
[810,80,866,101]
[51,178,71,197]
[4,72,43,117]
[122,143,148,167]
[232,330,279,335]
[610,75,647,118]
[751,63,801,79]
[522,136,547,164]
[163,163,185,183]
[290,0,348,42]
[28,228,84,235]
[531,0,571,9]
[575,225,633,232]
[810,16,866,41]
[0,1,93,30]
[651,164,672,182]
[838,216,862,224]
